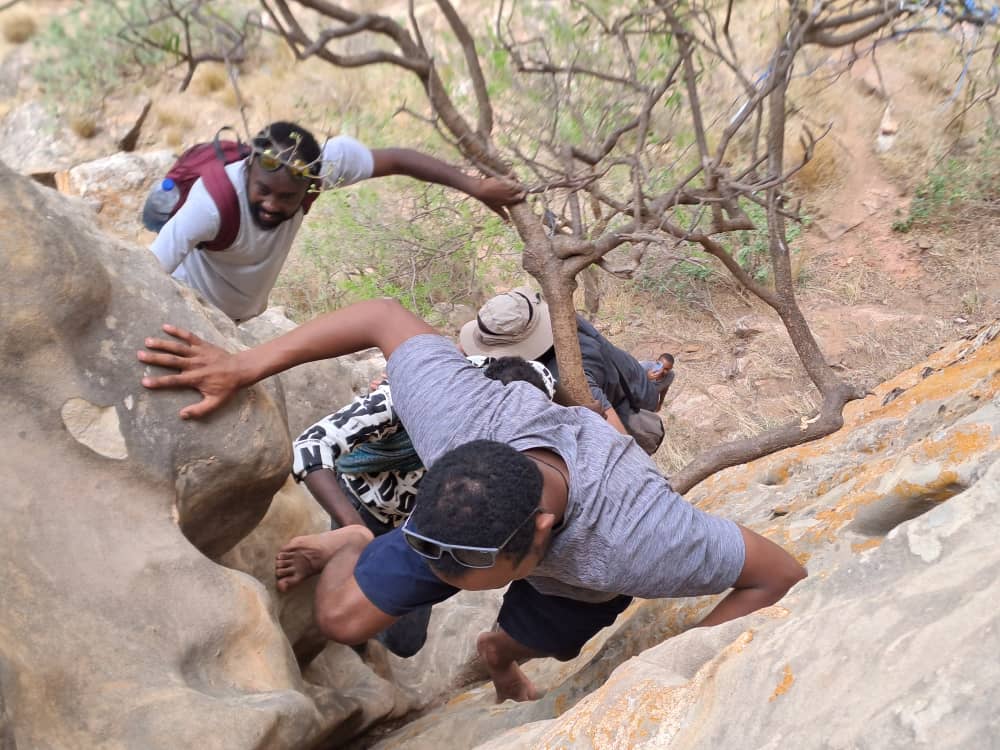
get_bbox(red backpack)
[164,130,319,251]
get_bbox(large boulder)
[0,159,346,748]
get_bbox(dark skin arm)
[370,148,523,220]
[303,469,366,529]
[696,526,807,627]
[138,298,437,419]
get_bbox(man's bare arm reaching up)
[138,298,436,419]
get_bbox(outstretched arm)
[696,526,807,628]
[371,148,523,219]
[138,298,436,419]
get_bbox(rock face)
[372,324,1000,748]
[0,159,530,749]
[0,159,328,749]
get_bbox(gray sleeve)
[320,135,374,189]
[385,335,500,466]
[149,179,221,272]
[610,488,746,598]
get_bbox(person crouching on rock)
[289,355,556,659]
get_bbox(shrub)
[892,128,999,233]
[273,181,522,321]
[33,3,163,112]
[2,11,37,44]
[190,62,228,95]
[69,112,99,139]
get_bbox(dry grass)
[165,128,184,148]
[789,135,843,194]
[217,86,239,108]
[827,261,885,306]
[69,112,98,139]
[190,63,229,96]
[154,103,194,149]
[655,414,700,476]
[155,104,194,130]
[1,11,36,44]
[919,208,1000,322]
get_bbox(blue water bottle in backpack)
[141,178,181,232]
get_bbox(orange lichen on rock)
[534,630,756,750]
[805,488,883,544]
[769,664,795,702]
[877,357,1000,422]
[916,424,995,463]
[851,538,883,553]
[886,471,963,503]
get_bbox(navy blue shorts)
[354,529,632,660]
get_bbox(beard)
[249,201,293,230]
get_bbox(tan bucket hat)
[459,287,554,360]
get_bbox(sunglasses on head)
[401,508,540,569]
[252,143,315,181]
[251,129,340,181]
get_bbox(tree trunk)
[511,204,594,407]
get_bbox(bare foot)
[275,529,357,592]
[476,631,541,703]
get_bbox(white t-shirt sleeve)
[319,135,374,190]
[149,179,222,273]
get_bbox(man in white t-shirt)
[150,121,523,322]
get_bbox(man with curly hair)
[138,299,806,702]
[290,355,555,658]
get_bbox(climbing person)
[138,298,807,703]
[459,287,667,452]
[291,355,555,658]
[147,120,522,323]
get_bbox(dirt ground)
[2,1,997,479]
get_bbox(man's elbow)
[772,558,808,598]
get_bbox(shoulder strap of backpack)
[201,130,251,252]
[301,190,319,215]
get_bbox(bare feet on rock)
[275,529,355,592]
[476,631,542,703]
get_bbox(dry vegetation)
[1,10,35,44]
[4,0,996,474]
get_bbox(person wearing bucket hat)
[140,298,806,704]
[459,287,554,361]
[461,289,666,443]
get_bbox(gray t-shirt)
[387,334,745,603]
